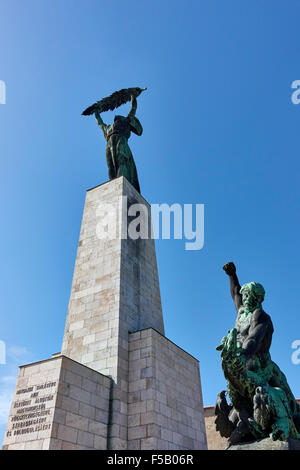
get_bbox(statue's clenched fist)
[223,262,236,276]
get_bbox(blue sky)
[1,0,300,444]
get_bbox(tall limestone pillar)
[61,176,165,448]
[61,176,164,377]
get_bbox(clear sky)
[1,0,300,444]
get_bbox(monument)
[2,88,207,450]
[214,262,300,450]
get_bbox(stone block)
[128,328,207,450]
[228,438,300,450]
[2,355,111,450]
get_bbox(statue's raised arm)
[222,262,242,313]
[128,95,137,118]
[94,110,109,139]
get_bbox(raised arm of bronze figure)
[223,262,242,313]
[94,109,105,127]
[128,95,137,118]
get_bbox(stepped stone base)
[2,178,207,450]
[228,438,300,451]
[2,328,207,450]
[2,356,112,450]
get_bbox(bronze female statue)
[82,87,146,193]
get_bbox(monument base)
[127,328,207,450]
[228,437,300,451]
[2,328,207,450]
[2,355,112,450]
[2,178,207,450]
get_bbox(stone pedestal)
[228,438,300,450]
[2,356,112,450]
[61,177,165,379]
[2,177,207,450]
[128,329,206,450]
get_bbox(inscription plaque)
[5,381,57,439]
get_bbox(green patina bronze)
[215,262,300,448]
[82,87,146,193]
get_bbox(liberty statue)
[82,87,146,193]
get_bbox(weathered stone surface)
[228,437,300,450]
[2,356,111,450]
[128,328,207,450]
[61,177,164,380]
[204,406,227,450]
